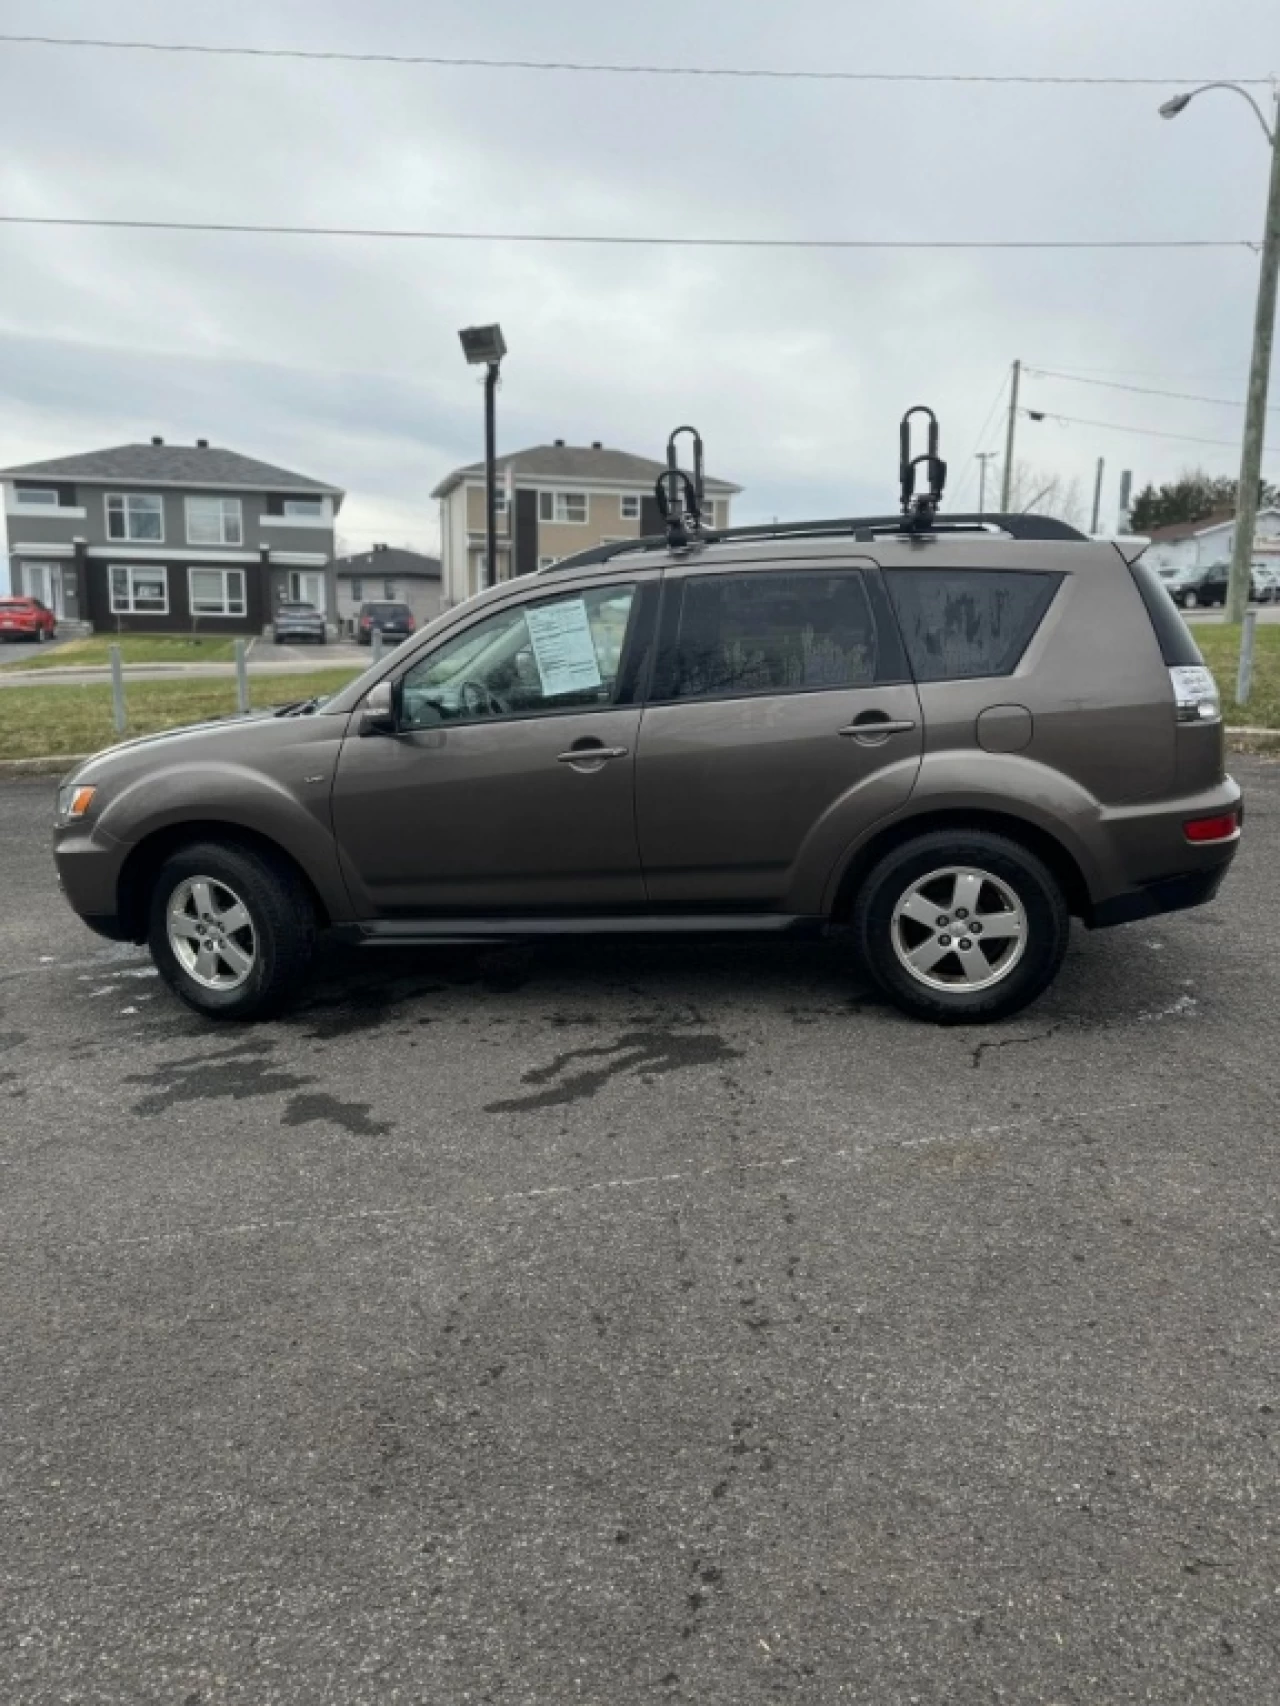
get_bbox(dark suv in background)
[1159,561,1229,609]
[53,490,1240,1026]
[357,601,416,645]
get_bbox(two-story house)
[432,440,742,607]
[1,438,343,634]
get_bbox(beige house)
[431,440,741,607]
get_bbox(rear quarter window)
[1125,556,1205,667]
[884,568,1063,682]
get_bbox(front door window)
[399,584,636,730]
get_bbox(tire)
[852,830,1070,1025]
[35,626,47,644]
[147,840,317,1021]
[1183,590,1199,609]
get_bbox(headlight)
[57,783,97,823]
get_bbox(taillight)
[1169,666,1221,723]
[1184,812,1240,843]
[406,618,416,630]
[360,616,371,628]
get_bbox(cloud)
[1,0,1275,583]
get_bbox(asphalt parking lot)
[2,761,1278,1705]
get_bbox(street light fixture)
[458,323,507,590]
[1159,82,1280,626]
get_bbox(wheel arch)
[114,821,332,944]
[828,807,1093,925]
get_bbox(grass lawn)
[0,668,362,761]
[0,633,241,671]
[1194,621,1280,729]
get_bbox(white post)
[109,643,126,734]
[234,637,250,715]
[1236,607,1258,707]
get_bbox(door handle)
[838,717,917,743]
[556,744,630,765]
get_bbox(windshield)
[278,603,319,614]
[364,603,410,617]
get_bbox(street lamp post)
[1160,84,1280,626]
[458,323,508,590]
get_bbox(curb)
[0,753,90,778]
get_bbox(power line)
[1022,407,1277,452]
[0,215,1256,250]
[0,34,1272,85]
[1027,366,1279,413]
[953,368,1012,503]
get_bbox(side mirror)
[358,679,397,737]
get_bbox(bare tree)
[999,460,1087,528]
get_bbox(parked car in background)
[271,601,327,645]
[1250,565,1280,604]
[53,507,1240,1027]
[358,600,416,645]
[1157,562,1229,609]
[0,596,57,643]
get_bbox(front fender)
[94,746,354,923]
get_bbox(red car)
[0,596,58,644]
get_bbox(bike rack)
[899,405,947,532]
[656,424,717,549]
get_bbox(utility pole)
[999,359,1021,512]
[975,452,997,516]
[1090,457,1106,534]
[1228,97,1280,623]
[1159,85,1279,626]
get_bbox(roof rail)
[541,510,1088,576]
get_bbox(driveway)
[2,760,1278,1704]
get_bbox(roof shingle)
[332,546,441,580]
[431,441,740,499]
[0,442,343,495]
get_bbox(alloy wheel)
[166,875,258,991]
[890,866,1028,993]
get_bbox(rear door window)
[654,569,883,702]
[884,568,1062,682]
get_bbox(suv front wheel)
[148,840,317,1020]
[853,830,1070,1025]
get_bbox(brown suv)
[53,486,1241,1026]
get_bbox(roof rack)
[543,510,1087,575]
[539,406,1087,577]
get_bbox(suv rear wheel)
[148,840,316,1020]
[853,830,1070,1024]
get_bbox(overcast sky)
[0,0,1276,573]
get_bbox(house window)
[493,490,509,515]
[282,497,325,518]
[538,491,588,524]
[383,580,397,599]
[15,485,59,506]
[620,494,641,520]
[186,496,243,546]
[109,564,169,614]
[188,567,247,617]
[350,578,363,600]
[106,492,164,542]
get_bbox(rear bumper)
[1086,772,1241,926]
[1089,861,1232,928]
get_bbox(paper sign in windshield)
[525,598,603,698]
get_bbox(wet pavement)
[1,761,1278,1704]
